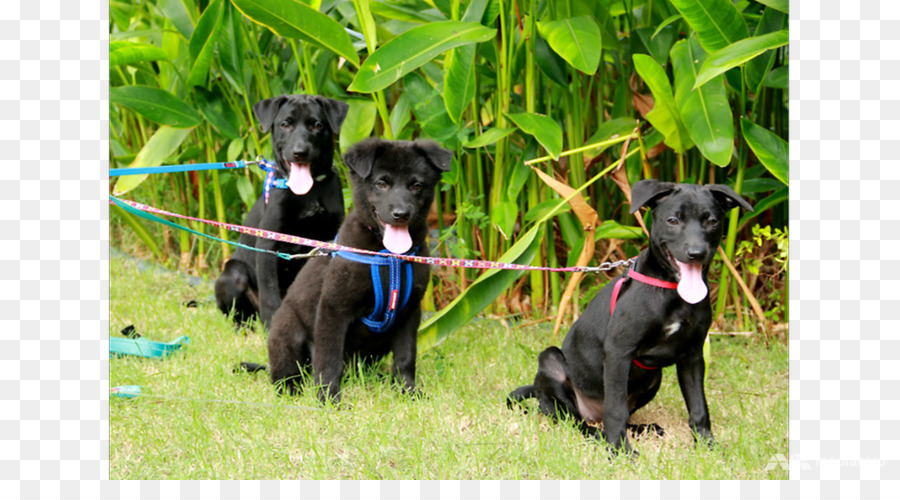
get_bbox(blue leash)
[109,160,251,177]
[109,157,291,204]
[333,248,416,333]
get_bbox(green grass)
[109,254,788,480]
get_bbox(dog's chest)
[643,308,709,353]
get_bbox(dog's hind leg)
[215,259,260,327]
[267,311,313,396]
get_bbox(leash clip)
[287,247,330,260]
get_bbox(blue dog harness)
[332,248,416,333]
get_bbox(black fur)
[266,138,452,404]
[509,180,753,454]
[214,94,349,329]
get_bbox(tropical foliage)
[109,0,789,344]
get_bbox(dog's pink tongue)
[383,224,412,254]
[676,261,707,304]
[287,162,313,195]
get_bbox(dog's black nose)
[292,148,309,160]
[686,247,707,262]
[391,208,411,222]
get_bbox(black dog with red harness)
[508,180,753,454]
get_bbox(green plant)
[736,224,788,325]
[109,0,789,343]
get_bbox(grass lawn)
[109,254,789,480]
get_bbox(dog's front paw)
[402,387,426,400]
[598,430,640,459]
[693,434,718,450]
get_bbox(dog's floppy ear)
[343,138,381,178]
[413,140,453,172]
[706,184,754,212]
[315,96,350,134]
[630,179,676,213]
[252,95,288,133]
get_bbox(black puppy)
[215,94,349,328]
[267,138,452,403]
[509,180,753,454]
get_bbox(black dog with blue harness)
[267,138,452,404]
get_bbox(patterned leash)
[109,196,636,274]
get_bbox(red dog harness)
[609,268,679,371]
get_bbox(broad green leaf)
[741,177,785,194]
[112,126,195,195]
[764,66,788,89]
[536,16,602,75]
[671,38,734,167]
[507,153,533,201]
[348,21,495,93]
[417,226,542,352]
[353,0,377,55]
[187,0,226,87]
[525,199,571,223]
[404,73,460,145]
[443,44,476,124]
[158,0,197,39]
[535,33,570,87]
[461,0,489,23]
[236,175,257,210]
[583,117,638,157]
[109,41,169,67]
[594,220,643,240]
[110,85,202,128]
[232,0,360,68]
[507,112,563,160]
[652,13,682,39]
[633,54,693,154]
[755,0,788,14]
[738,186,787,228]
[636,26,676,66]
[668,0,749,53]
[339,99,377,152]
[463,127,516,149]
[746,8,787,95]
[369,0,445,23]
[389,93,412,138]
[741,118,788,186]
[491,200,518,239]
[193,86,242,139]
[694,30,789,89]
[217,1,247,94]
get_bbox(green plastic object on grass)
[109,336,190,359]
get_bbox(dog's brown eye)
[410,182,423,193]
[707,217,719,227]
[375,180,389,190]
[310,121,323,131]
[666,217,679,226]
[280,119,292,129]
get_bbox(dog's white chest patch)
[664,322,681,337]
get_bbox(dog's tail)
[506,384,536,411]
[235,361,267,374]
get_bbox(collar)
[257,158,326,203]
